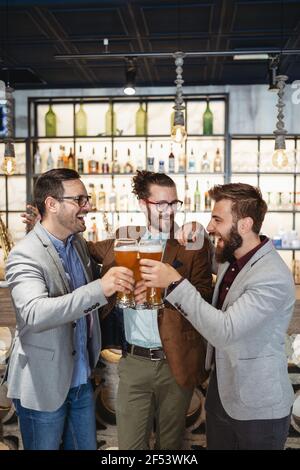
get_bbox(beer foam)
[114,246,138,252]
[139,245,163,253]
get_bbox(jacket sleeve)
[188,237,213,303]
[5,248,108,334]
[86,239,114,264]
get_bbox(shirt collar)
[41,224,74,252]
[235,235,269,271]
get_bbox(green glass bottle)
[75,103,87,136]
[203,100,213,135]
[136,102,147,135]
[105,102,116,136]
[45,104,57,137]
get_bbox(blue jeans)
[13,381,97,450]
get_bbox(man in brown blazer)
[22,171,213,450]
[87,171,213,450]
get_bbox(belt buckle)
[149,348,163,361]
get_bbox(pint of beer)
[139,239,164,309]
[114,239,138,308]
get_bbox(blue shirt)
[123,231,167,348]
[43,226,91,388]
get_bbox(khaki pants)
[116,354,193,450]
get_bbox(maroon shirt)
[217,236,269,309]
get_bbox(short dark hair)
[208,183,268,234]
[132,170,176,200]
[34,168,80,217]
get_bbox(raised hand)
[139,259,181,289]
[20,205,41,232]
[100,266,135,298]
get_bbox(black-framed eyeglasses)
[58,195,91,207]
[144,199,183,213]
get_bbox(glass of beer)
[114,238,138,308]
[139,239,164,309]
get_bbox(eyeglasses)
[144,199,183,213]
[58,195,91,207]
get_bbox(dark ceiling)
[0,0,300,89]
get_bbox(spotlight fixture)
[123,58,136,96]
[272,75,289,169]
[171,51,187,145]
[268,55,280,92]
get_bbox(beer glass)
[114,238,138,308]
[139,239,164,309]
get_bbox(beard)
[215,224,243,264]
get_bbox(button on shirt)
[43,227,91,387]
[217,235,269,309]
[123,232,167,349]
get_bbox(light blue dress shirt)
[43,226,90,387]
[123,232,167,348]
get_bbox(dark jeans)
[205,369,291,450]
[13,381,97,450]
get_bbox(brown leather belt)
[124,343,166,361]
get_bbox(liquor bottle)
[136,102,147,135]
[124,148,134,173]
[77,145,84,174]
[194,180,201,212]
[105,102,116,136]
[119,184,128,211]
[184,180,192,211]
[204,181,211,210]
[178,145,186,174]
[168,146,175,173]
[203,99,213,135]
[136,144,144,171]
[45,104,57,137]
[57,145,64,169]
[112,149,121,173]
[46,147,54,171]
[88,217,98,242]
[188,148,196,172]
[158,159,165,173]
[62,146,68,169]
[213,148,222,172]
[97,184,106,211]
[68,147,75,170]
[109,184,117,211]
[75,103,87,136]
[88,148,98,174]
[147,143,154,171]
[102,146,110,174]
[89,183,97,211]
[201,152,210,172]
[34,146,42,174]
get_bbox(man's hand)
[139,259,181,288]
[175,221,205,248]
[134,280,147,305]
[20,205,41,232]
[100,267,135,298]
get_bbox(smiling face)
[139,183,178,234]
[207,198,243,263]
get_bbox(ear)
[44,196,59,214]
[238,217,253,234]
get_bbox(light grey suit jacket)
[166,239,295,420]
[5,222,107,412]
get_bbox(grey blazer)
[5,222,107,412]
[166,239,295,420]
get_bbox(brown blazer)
[87,226,213,389]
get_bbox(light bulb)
[2,156,16,175]
[123,86,135,96]
[272,148,288,169]
[171,124,187,144]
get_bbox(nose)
[206,219,214,233]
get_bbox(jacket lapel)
[163,238,180,266]
[212,262,229,306]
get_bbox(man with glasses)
[87,170,213,450]
[21,170,213,450]
[5,169,135,450]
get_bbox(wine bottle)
[68,147,75,170]
[136,102,147,135]
[62,146,68,169]
[75,103,87,136]
[168,147,175,174]
[194,180,201,212]
[204,181,211,210]
[102,146,110,174]
[45,104,57,137]
[77,145,84,174]
[105,102,116,136]
[203,99,213,135]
